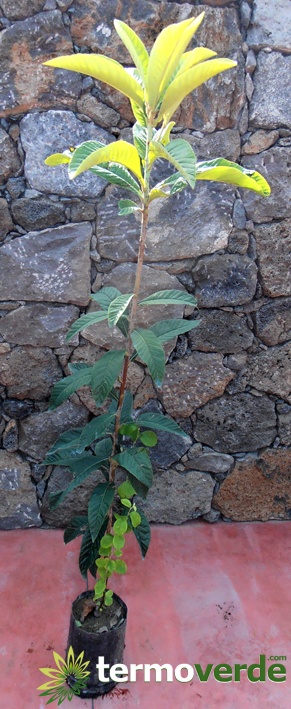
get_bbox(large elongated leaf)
[66,311,108,342]
[114,448,153,493]
[91,350,126,404]
[150,139,196,188]
[131,509,151,558]
[45,152,71,166]
[88,482,115,542]
[114,20,149,84]
[44,54,144,107]
[49,366,93,410]
[150,318,200,343]
[118,199,140,216]
[131,328,165,386]
[49,457,98,508]
[196,158,271,196]
[91,287,121,311]
[133,123,147,159]
[64,515,88,545]
[177,47,217,76]
[75,413,115,453]
[69,140,143,182]
[155,171,188,197]
[46,428,83,455]
[79,521,107,579]
[68,140,142,195]
[107,293,133,328]
[146,13,204,110]
[139,289,197,307]
[159,57,237,122]
[137,412,188,438]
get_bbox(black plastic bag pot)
[67,590,127,698]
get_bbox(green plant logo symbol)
[38,646,90,705]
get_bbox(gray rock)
[189,310,253,353]
[203,508,221,523]
[41,466,104,527]
[11,198,66,231]
[70,201,96,222]
[77,95,120,128]
[139,469,215,524]
[83,264,188,351]
[186,450,233,474]
[21,111,111,197]
[0,128,21,183]
[247,0,291,53]
[278,408,291,446]
[242,344,291,403]
[0,0,45,19]
[0,304,79,347]
[195,393,276,453]
[249,53,291,130]
[162,353,234,418]
[0,223,92,305]
[232,199,246,229]
[136,400,191,469]
[2,399,34,419]
[0,346,62,400]
[98,182,234,262]
[254,221,291,297]
[6,177,26,199]
[0,198,13,239]
[18,400,89,460]
[2,419,18,452]
[0,12,81,117]
[242,130,279,155]
[227,230,249,254]
[0,451,41,529]
[192,254,257,307]
[188,129,241,162]
[254,298,291,345]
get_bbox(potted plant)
[40,12,270,700]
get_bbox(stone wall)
[0,0,290,529]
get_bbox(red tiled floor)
[0,522,290,708]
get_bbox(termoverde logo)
[38,646,90,705]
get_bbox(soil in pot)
[67,590,127,698]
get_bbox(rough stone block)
[140,469,215,524]
[41,466,104,527]
[189,309,253,353]
[0,128,21,184]
[11,198,66,231]
[192,253,257,307]
[0,223,92,305]
[0,451,41,529]
[249,52,291,130]
[195,393,276,452]
[254,221,291,297]
[18,401,89,460]
[0,304,79,347]
[247,0,291,53]
[242,343,291,403]
[0,346,62,400]
[254,298,291,345]
[242,149,291,223]
[0,198,13,239]
[21,111,111,197]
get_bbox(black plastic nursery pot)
[67,590,128,698]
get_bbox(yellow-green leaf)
[149,188,168,202]
[158,57,237,122]
[177,46,217,75]
[150,138,196,188]
[147,13,204,111]
[114,19,149,85]
[44,53,144,107]
[69,140,143,182]
[196,159,271,196]
[154,121,175,146]
[44,152,71,166]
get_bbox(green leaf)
[155,171,188,196]
[79,521,107,579]
[116,314,129,338]
[132,509,151,558]
[139,430,158,447]
[75,413,115,453]
[137,412,188,438]
[46,428,83,455]
[115,559,127,574]
[66,311,108,341]
[99,533,113,549]
[139,289,197,307]
[113,534,125,550]
[196,158,271,196]
[91,287,121,310]
[107,293,133,327]
[104,591,114,606]
[90,163,142,196]
[117,479,136,499]
[118,198,140,216]
[67,140,104,172]
[94,578,106,598]
[133,122,147,159]
[114,448,153,494]
[119,422,139,441]
[113,517,128,535]
[64,515,88,544]
[120,391,134,423]
[130,510,141,528]
[150,318,199,343]
[49,366,93,409]
[130,99,147,126]
[114,19,149,85]
[45,53,144,107]
[121,498,131,508]
[88,482,115,542]
[150,138,196,188]
[131,328,165,386]
[91,350,126,405]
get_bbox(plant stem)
[107,123,153,524]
